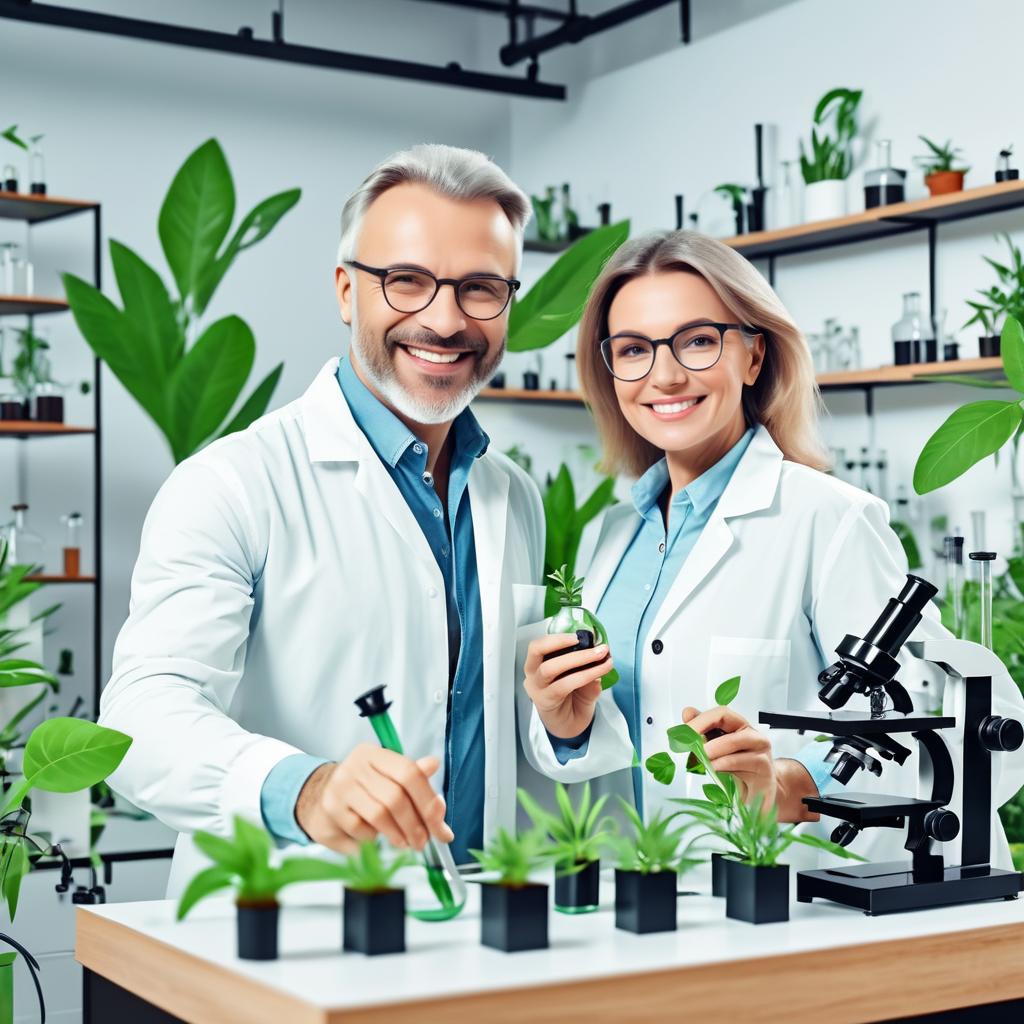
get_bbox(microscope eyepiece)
[863,575,937,657]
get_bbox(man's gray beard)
[349,318,504,426]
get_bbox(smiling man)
[100,145,546,890]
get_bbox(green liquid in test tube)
[354,685,466,921]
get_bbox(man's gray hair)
[336,143,531,267]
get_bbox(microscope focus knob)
[830,822,860,848]
[923,808,960,843]
[980,715,1024,753]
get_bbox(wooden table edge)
[76,909,1024,1024]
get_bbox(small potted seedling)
[177,815,347,960]
[518,782,614,914]
[916,136,970,196]
[608,801,699,934]
[545,565,619,689]
[337,840,414,956]
[470,827,555,952]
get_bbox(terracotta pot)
[925,170,966,196]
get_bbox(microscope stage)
[803,792,944,825]
[759,709,955,735]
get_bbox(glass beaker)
[0,243,18,294]
[60,512,83,577]
[1,165,16,192]
[4,504,46,573]
[29,147,46,195]
[34,381,64,423]
[864,140,906,208]
[892,292,936,365]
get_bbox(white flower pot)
[803,179,848,223]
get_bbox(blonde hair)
[576,230,828,477]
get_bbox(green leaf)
[913,400,1023,494]
[508,220,630,352]
[20,718,132,795]
[645,751,676,786]
[192,830,251,874]
[216,362,283,440]
[702,784,729,806]
[272,856,347,891]
[2,840,29,920]
[918,374,1012,389]
[176,865,235,920]
[1001,316,1024,393]
[169,315,255,460]
[193,189,301,317]
[714,675,741,707]
[159,139,235,306]
[667,723,702,753]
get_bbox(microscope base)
[796,860,1022,915]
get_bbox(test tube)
[354,685,467,921]
[969,551,996,650]
[971,510,987,553]
[60,512,83,577]
[946,535,965,639]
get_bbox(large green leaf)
[110,239,184,374]
[192,830,251,875]
[20,718,132,795]
[193,189,301,317]
[216,361,283,440]
[543,465,576,570]
[271,856,347,891]
[913,400,1023,494]
[169,315,255,461]
[176,865,235,920]
[1001,316,1024,393]
[2,839,29,920]
[509,220,630,352]
[159,139,235,306]
[667,723,702,752]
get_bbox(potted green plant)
[177,815,347,960]
[916,136,970,196]
[545,566,619,688]
[961,233,1024,357]
[470,827,555,952]
[336,840,414,956]
[607,800,697,934]
[517,782,614,914]
[799,87,862,222]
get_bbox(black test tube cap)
[354,685,392,718]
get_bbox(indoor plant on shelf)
[470,826,555,952]
[961,234,1024,357]
[336,840,414,956]
[177,815,348,961]
[916,135,970,197]
[63,138,298,464]
[517,782,614,915]
[798,86,862,222]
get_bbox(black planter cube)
[236,903,279,960]
[614,869,677,934]
[480,882,548,952]
[725,861,789,924]
[554,859,600,914]
[711,853,730,897]
[980,335,1002,358]
[343,888,406,955]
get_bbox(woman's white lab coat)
[521,426,1024,869]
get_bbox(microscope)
[760,573,1024,915]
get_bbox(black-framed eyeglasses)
[348,260,520,321]
[599,321,759,382]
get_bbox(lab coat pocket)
[512,583,547,628]
[706,635,791,722]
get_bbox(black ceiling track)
[2,0,690,100]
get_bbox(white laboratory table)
[75,870,1024,1024]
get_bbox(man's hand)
[523,633,613,739]
[682,705,820,822]
[295,744,454,853]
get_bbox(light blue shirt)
[552,427,832,808]
[260,357,488,860]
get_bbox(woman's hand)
[524,634,613,739]
[682,705,821,822]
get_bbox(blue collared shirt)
[260,357,488,861]
[552,427,831,808]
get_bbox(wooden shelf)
[476,357,1007,406]
[26,574,97,584]
[0,191,99,224]
[0,295,69,316]
[0,421,95,437]
[723,180,1024,259]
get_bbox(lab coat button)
[658,542,665,553]
[433,689,445,704]
[428,586,439,598]
[651,639,664,655]
[646,716,654,725]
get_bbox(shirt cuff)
[260,752,331,845]
[547,722,593,766]
[790,739,841,797]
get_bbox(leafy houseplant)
[470,827,555,952]
[530,186,559,243]
[177,815,347,961]
[546,566,619,689]
[8,325,91,420]
[607,800,694,935]
[799,87,862,222]
[916,136,969,197]
[714,183,747,236]
[337,840,414,956]
[517,782,614,914]
[63,139,298,464]
[962,234,1024,356]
